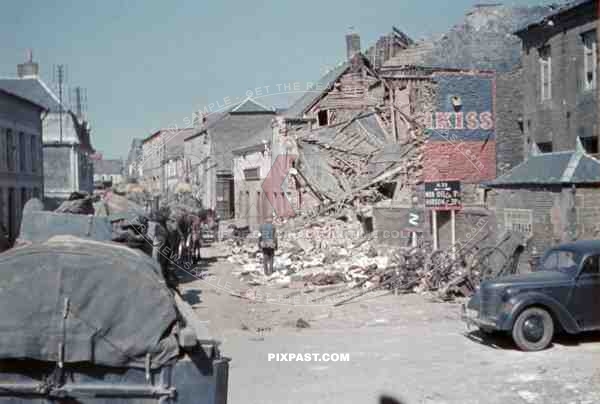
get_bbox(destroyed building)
[264,4,559,252]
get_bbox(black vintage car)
[463,240,600,351]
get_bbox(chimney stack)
[17,49,39,79]
[345,28,361,60]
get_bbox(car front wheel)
[512,307,554,351]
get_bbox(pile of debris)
[225,213,494,302]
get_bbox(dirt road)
[181,244,600,404]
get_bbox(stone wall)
[496,68,526,174]
[519,2,597,152]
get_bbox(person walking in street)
[258,217,278,276]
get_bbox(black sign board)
[425,181,462,210]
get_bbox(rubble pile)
[225,214,483,301]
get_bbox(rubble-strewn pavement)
[180,244,600,404]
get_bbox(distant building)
[0,53,95,205]
[126,138,143,180]
[93,159,124,187]
[0,87,46,240]
[184,98,275,219]
[232,139,272,229]
[515,0,597,155]
[141,128,194,196]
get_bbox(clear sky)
[0,0,548,159]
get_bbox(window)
[19,132,26,172]
[504,209,533,236]
[579,136,598,154]
[243,167,260,180]
[581,255,599,275]
[537,141,553,153]
[317,110,329,127]
[582,30,597,91]
[20,187,27,210]
[6,129,14,171]
[30,135,37,173]
[539,45,552,101]
[541,249,579,274]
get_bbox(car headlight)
[502,301,514,313]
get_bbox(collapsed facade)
[261,4,559,256]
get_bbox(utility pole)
[56,65,64,143]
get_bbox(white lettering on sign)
[409,213,420,227]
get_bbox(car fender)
[500,292,580,334]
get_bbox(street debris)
[296,318,311,328]
[221,211,515,304]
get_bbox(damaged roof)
[514,0,593,35]
[296,111,398,200]
[301,111,388,156]
[486,145,600,187]
[284,62,350,118]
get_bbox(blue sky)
[0,0,547,158]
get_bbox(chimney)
[345,28,361,60]
[17,49,39,79]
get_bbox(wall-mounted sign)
[425,181,462,210]
[402,208,424,232]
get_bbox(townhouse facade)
[0,55,95,206]
[0,88,45,240]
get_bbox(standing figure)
[258,218,278,276]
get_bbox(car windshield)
[540,249,580,274]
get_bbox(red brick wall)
[423,140,496,183]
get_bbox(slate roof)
[486,148,600,187]
[231,97,274,114]
[284,62,350,118]
[0,88,46,111]
[209,112,275,173]
[0,77,62,112]
[93,159,123,175]
[384,5,553,73]
[514,0,592,35]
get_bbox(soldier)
[258,217,278,276]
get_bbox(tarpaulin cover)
[18,210,113,244]
[0,236,179,369]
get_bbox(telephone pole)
[56,65,64,143]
